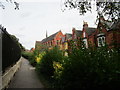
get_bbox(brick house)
[96,16,120,48]
[72,28,83,48]
[35,17,120,52]
[72,28,83,40]
[82,22,96,48]
[40,30,64,50]
[61,33,72,55]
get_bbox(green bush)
[36,47,65,88]
[22,51,32,59]
[36,47,64,77]
[54,47,120,89]
[22,51,36,66]
[35,43,120,89]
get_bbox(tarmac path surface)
[8,57,44,88]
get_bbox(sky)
[0,0,97,50]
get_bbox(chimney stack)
[83,21,88,29]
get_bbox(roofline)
[54,30,63,39]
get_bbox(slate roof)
[61,33,72,43]
[41,31,60,43]
[75,30,83,37]
[36,41,41,43]
[65,33,72,40]
[86,27,96,36]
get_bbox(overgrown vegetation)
[22,42,120,89]
[35,43,120,89]
[22,51,36,66]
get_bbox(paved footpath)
[8,57,44,88]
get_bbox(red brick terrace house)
[72,28,83,47]
[62,33,72,50]
[72,28,83,40]
[82,22,97,48]
[95,16,120,48]
[40,30,64,50]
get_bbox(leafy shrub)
[36,47,64,83]
[22,51,32,59]
[54,47,120,89]
[22,51,36,66]
[35,42,120,89]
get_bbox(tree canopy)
[10,34,25,51]
[0,0,19,10]
[64,0,120,21]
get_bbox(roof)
[75,30,83,37]
[86,27,96,36]
[65,33,72,40]
[36,41,41,43]
[41,31,60,43]
[35,41,41,45]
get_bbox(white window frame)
[97,36,105,47]
[83,32,86,37]
[83,38,88,48]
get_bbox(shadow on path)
[8,57,44,88]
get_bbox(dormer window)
[83,38,88,48]
[97,33,105,47]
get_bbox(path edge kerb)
[2,57,22,90]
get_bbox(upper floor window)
[83,32,86,37]
[97,36,105,47]
[83,38,88,48]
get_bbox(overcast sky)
[0,0,97,49]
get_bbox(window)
[83,38,88,48]
[97,36,105,47]
[83,32,86,37]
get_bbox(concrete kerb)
[2,57,22,90]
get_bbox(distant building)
[40,30,64,50]
[82,21,96,48]
[72,28,83,40]
[96,16,120,48]
[35,17,120,53]
[81,17,120,48]
[30,47,35,52]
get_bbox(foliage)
[0,0,19,10]
[57,47,119,89]
[22,51,36,66]
[64,0,120,21]
[33,50,45,64]
[10,34,25,51]
[36,41,120,89]
[36,47,64,78]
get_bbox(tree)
[64,0,120,21]
[10,34,25,51]
[0,0,19,10]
